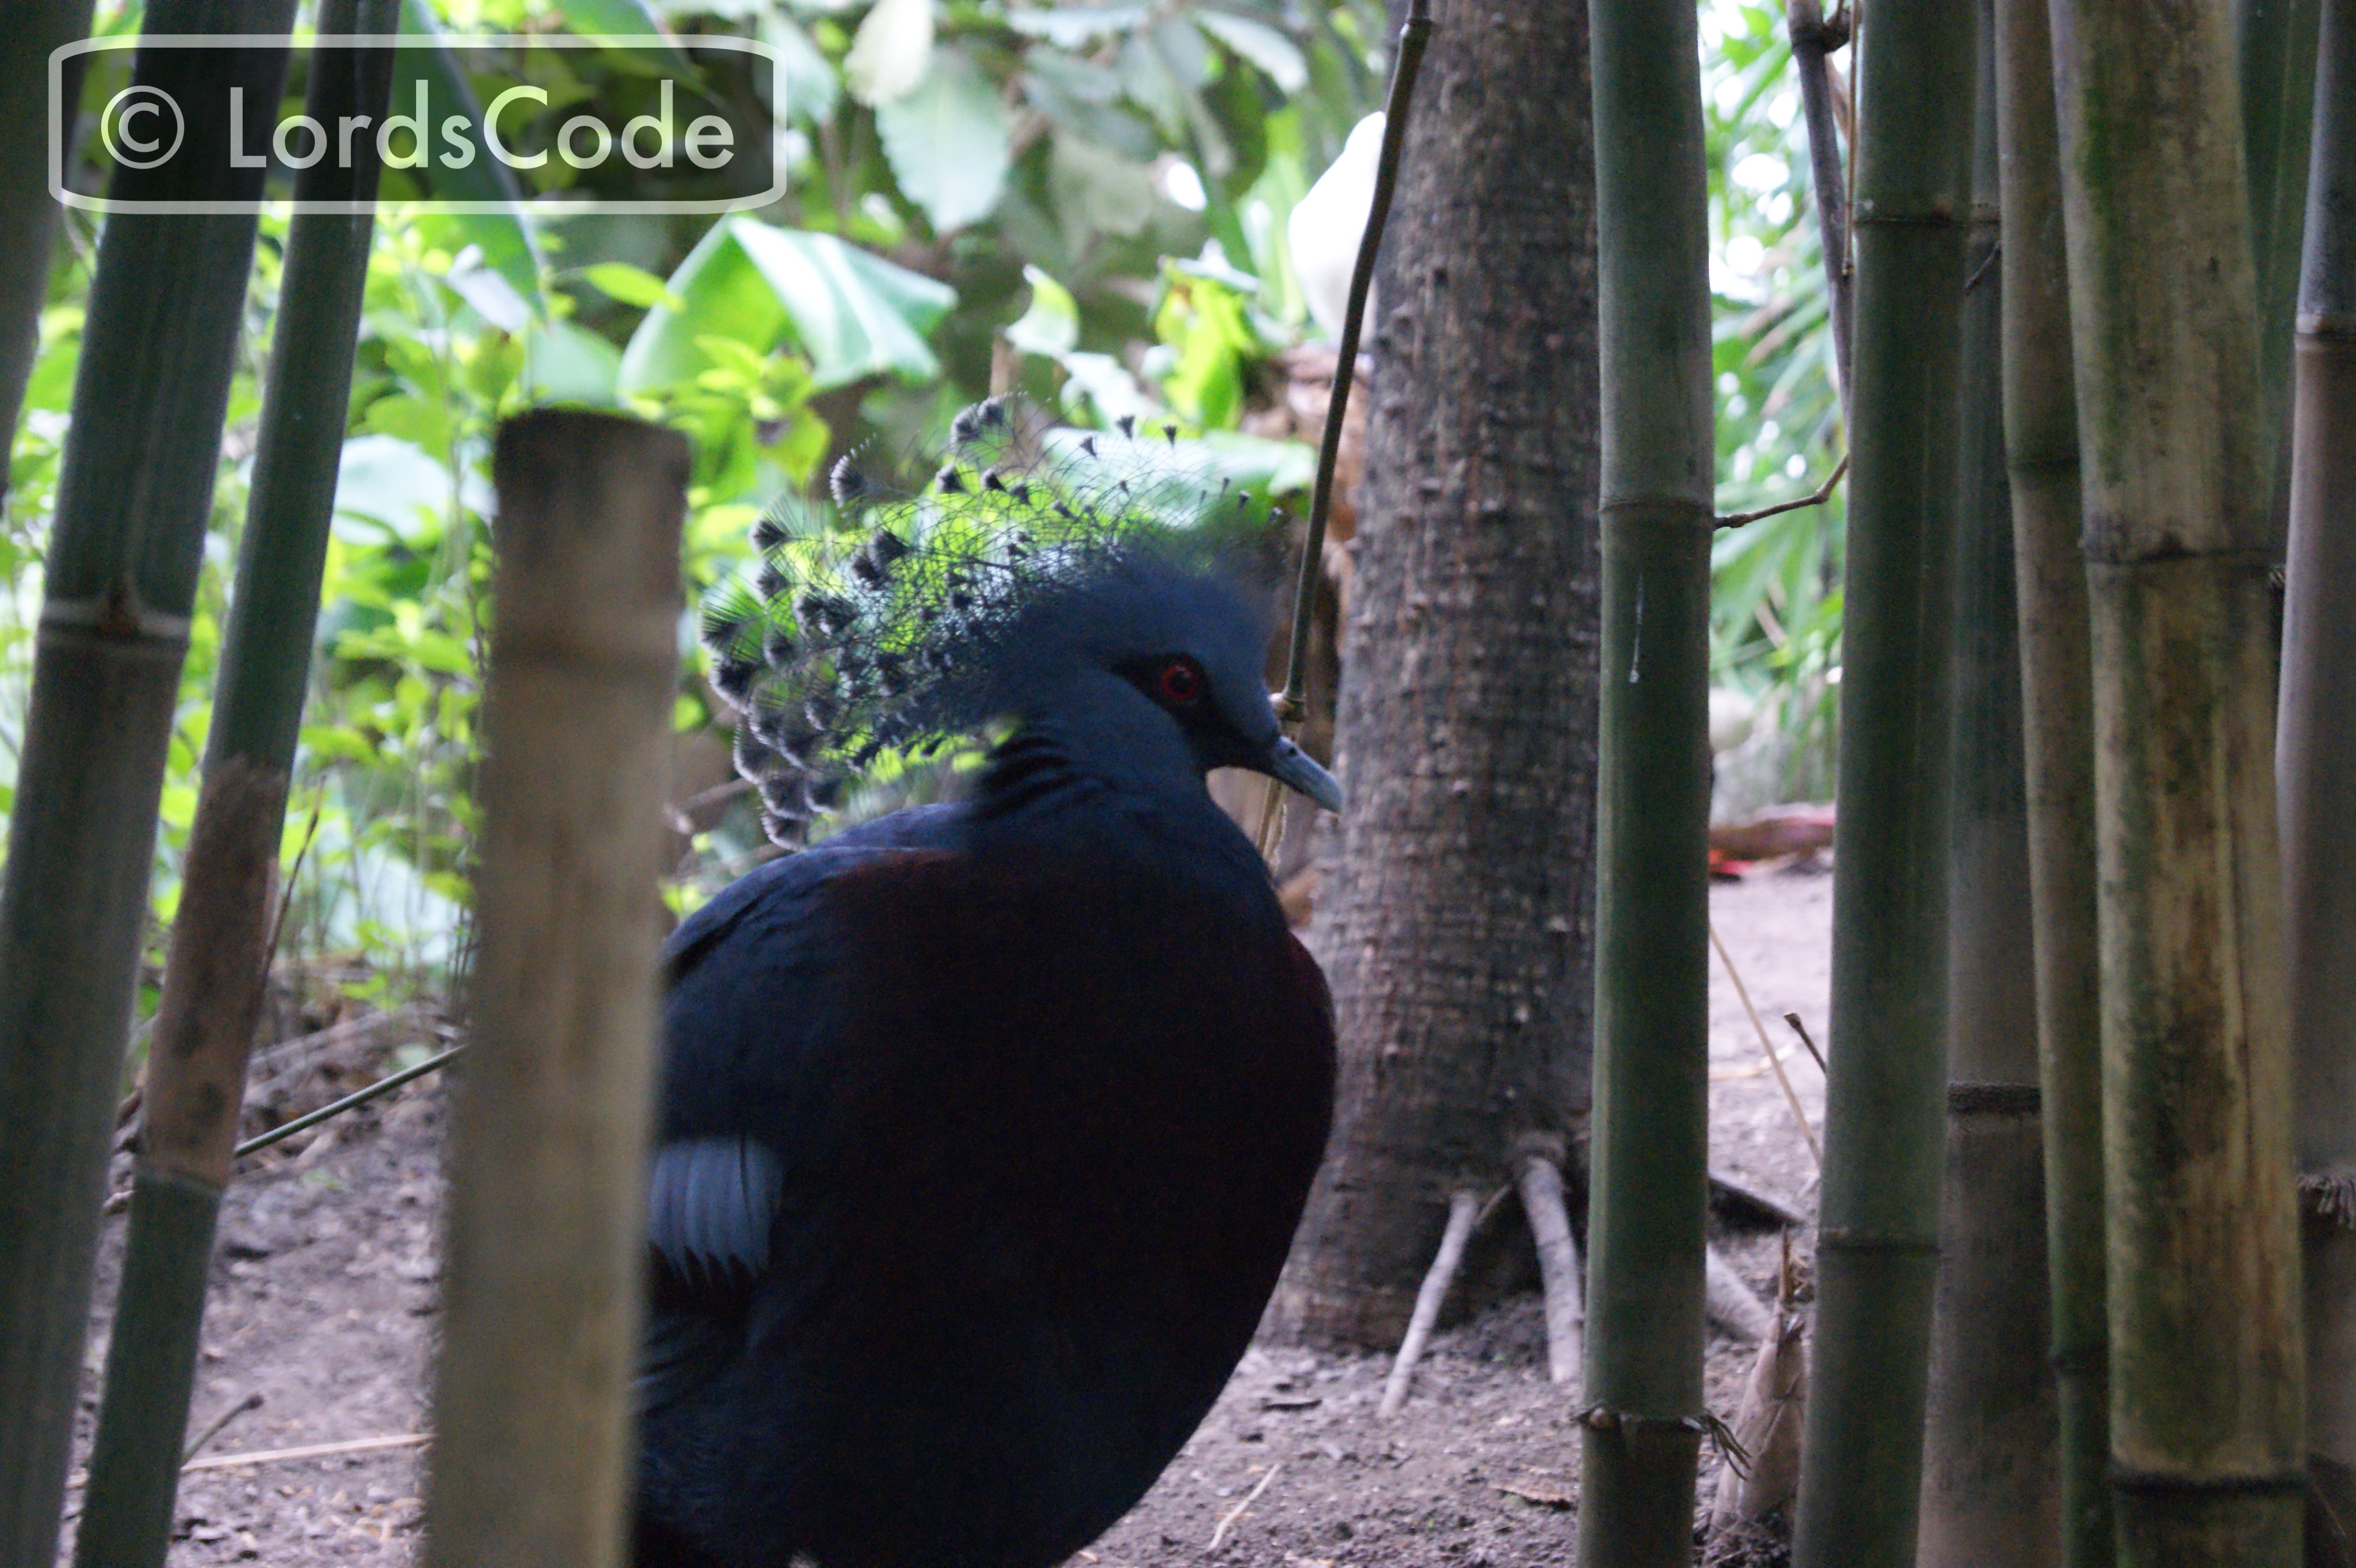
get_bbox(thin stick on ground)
[1709,921,1821,1166]
[180,1391,263,1464]
[1782,1011,1827,1074]
[1379,1188,1480,1418]
[1518,1156,1586,1386]
[1207,1461,1282,1551]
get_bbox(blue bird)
[633,403,1342,1568]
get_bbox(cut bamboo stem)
[1517,1156,1585,1387]
[2283,0,2356,1544]
[1989,0,2111,1555]
[1378,1189,1479,1419]
[1579,0,1716,1550]
[2049,0,2305,1553]
[1791,0,1977,1558]
[423,409,689,1568]
[0,11,295,1559]
[72,19,399,1563]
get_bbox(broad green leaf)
[1005,265,1078,358]
[763,14,840,126]
[845,0,934,106]
[874,50,1014,234]
[546,0,697,72]
[619,217,954,395]
[580,262,683,309]
[1194,11,1307,92]
[1049,138,1159,249]
[1006,5,1148,46]
[396,1,544,307]
[334,434,465,546]
[524,317,624,404]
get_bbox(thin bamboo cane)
[1915,25,2058,1563]
[423,410,688,1567]
[0,2,95,453]
[1577,0,1714,1551]
[1791,0,1977,1561]
[2238,0,2324,543]
[0,10,294,1562]
[1989,0,2110,1556]
[2281,0,2356,1546]
[1786,0,1853,408]
[72,18,398,1565]
[2049,0,2304,1557]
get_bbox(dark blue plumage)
[634,407,1340,1568]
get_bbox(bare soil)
[58,863,1832,1567]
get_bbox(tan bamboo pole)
[423,409,688,1568]
[1990,0,2110,1555]
[2282,0,2356,1538]
[2047,0,2305,1558]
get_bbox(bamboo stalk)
[2239,0,2324,543]
[1577,0,1714,1550]
[0,10,294,1561]
[1915,13,2059,1561]
[0,1,95,454]
[2048,0,2304,1557]
[72,17,398,1565]
[1990,0,2110,1557]
[1786,0,1853,409]
[2283,0,2356,1543]
[1790,0,1978,1561]
[423,410,688,1568]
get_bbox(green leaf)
[396,1,544,308]
[1006,5,1148,47]
[545,0,697,72]
[1049,138,1159,250]
[1194,11,1307,92]
[524,317,623,405]
[874,50,1014,234]
[1005,265,1079,358]
[764,14,840,127]
[845,0,934,105]
[618,217,955,395]
[580,262,683,309]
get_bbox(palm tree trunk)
[1790,0,1977,1562]
[0,10,293,1561]
[1990,0,2110,1556]
[2048,0,2304,1558]
[1915,12,2058,1559]
[71,15,397,1565]
[1576,0,1714,1551]
[423,410,688,1567]
[1268,0,1602,1351]
[2281,0,2356,1549]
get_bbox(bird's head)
[702,399,1341,842]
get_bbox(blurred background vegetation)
[0,0,1843,1010]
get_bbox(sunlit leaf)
[874,50,1014,234]
[845,0,934,105]
[1005,265,1079,358]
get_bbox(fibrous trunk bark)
[1990,0,2111,1554]
[1269,0,1600,1350]
[1578,0,1715,1548]
[424,410,688,1568]
[2049,0,2305,1558]
[1915,14,2058,1561]
[2283,0,2356,1552]
[0,11,293,1561]
[1791,0,1976,1561]
[72,15,398,1565]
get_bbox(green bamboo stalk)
[1576,0,1714,1549]
[424,410,688,1568]
[1915,14,2058,1560]
[2282,0,2356,1545]
[2049,0,2304,1558]
[1989,0,2110,1556]
[1790,0,1977,1562]
[2239,0,2323,539]
[71,13,397,1566]
[0,1,96,453]
[0,7,295,1562]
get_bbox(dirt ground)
[58,861,1832,1567]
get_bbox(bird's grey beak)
[1261,735,1344,813]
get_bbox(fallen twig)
[1709,921,1822,1167]
[1208,1461,1282,1551]
[183,1390,265,1464]
[182,1433,429,1474]
[1782,1011,1827,1075]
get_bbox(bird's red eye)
[1157,660,1204,706]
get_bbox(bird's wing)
[642,806,964,1413]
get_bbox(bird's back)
[636,798,1333,1568]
